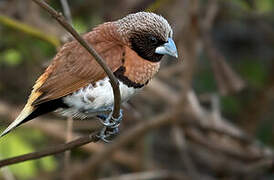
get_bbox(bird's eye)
[149,36,158,45]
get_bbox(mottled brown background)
[0,0,274,179]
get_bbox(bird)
[0,12,178,141]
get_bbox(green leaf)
[221,96,241,115]
[39,156,57,172]
[73,18,88,34]
[230,0,250,11]
[2,49,22,66]
[237,60,267,88]
[194,71,217,93]
[255,0,274,12]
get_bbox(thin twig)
[0,132,100,167]
[171,125,200,179]
[99,170,187,180]
[64,117,73,180]
[59,1,73,179]
[60,0,72,25]
[200,0,245,95]
[31,0,121,118]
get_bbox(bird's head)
[115,12,178,62]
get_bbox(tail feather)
[0,98,68,137]
[0,69,54,137]
[0,105,34,137]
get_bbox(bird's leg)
[97,109,123,128]
[96,114,108,121]
[96,109,123,142]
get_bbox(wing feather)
[32,23,124,105]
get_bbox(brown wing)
[32,24,124,106]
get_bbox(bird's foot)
[97,109,123,128]
[96,109,123,142]
[97,126,119,143]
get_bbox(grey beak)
[155,38,178,58]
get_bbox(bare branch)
[200,0,245,95]
[60,0,72,25]
[171,126,200,179]
[0,101,139,169]
[31,0,121,118]
[0,132,100,167]
[59,1,73,179]
[64,117,73,180]
[99,170,188,180]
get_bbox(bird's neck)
[119,47,160,86]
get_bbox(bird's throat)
[114,66,147,88]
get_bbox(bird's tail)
[0,104,34,137]
[0,69,52,137]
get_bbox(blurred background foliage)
[0,0,274,179]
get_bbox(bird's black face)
[117,12,178,61]
[130,33,166,62]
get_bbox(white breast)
[59,77,138,118]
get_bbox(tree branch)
[99,170,188,180]
[0,101,139,169]
[59,1,73,179]
[31,0,121,118]
[171,125,200,179]
[0,132,100,167]
[60,0,72,25]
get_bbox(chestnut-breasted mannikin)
[1,12,178,141]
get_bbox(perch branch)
[31,0,121,118]
[0,101,139,169]
[59,1,73,179]
[0,132,100,167]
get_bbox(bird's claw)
[97,109,123,128]
[96,109,123,142]
[97,127,119,143]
